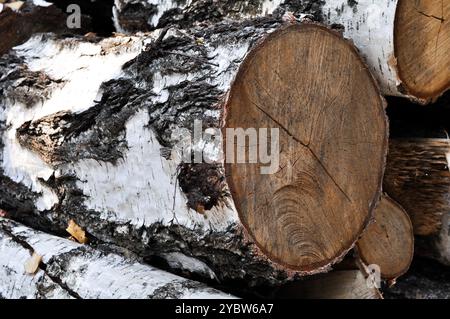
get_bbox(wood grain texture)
[357,195,414,280]
[395,0,450,100]
[384,138,450,265]
[225,24,388,272]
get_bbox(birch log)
[0,19,387,285]
[384,138,450,266]
[0,218,235,299]
[356,195,414,280]
[113,0,450,103]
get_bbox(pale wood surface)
[357,195,414,279]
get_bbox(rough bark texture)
[113,0,326,33]
[113,0,450,102]
[0,218,235,299]
[384,138,450,266]
[0,18,387,286]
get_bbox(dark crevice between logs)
[0,2,67,55]
[383,257,450,299]
[387,91,450,138]
[384,91,450,299]
[0,0,116,56]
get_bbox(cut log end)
[394,0,450,101]
[357,195,414,280]
[224,24,388,272]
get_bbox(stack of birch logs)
[0,0,448,299]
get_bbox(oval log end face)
[357,196,414,279]
[395,0,450,100]
[224,24,387,271]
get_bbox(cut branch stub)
[356,195,414,280]
[224,24,387,272]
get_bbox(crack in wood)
[416,10,445,22]
[249,100,351,202]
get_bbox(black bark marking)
[0,222,82,299]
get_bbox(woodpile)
[0,0,448,299]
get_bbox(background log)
[0,218,235,299]
[0,19,387,285]
[384,138,450,266]
[356,195,414,280]
[113,0,450,103]
[323,0,449,103]
[276,270,382,299]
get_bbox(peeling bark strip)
[356,195,414,280]
[113,0,449,103]
[0,19,387,285]
[384,138,450,266]
[0,219,235,299]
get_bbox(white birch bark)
[0,218,235,299]
[322,0,408,100]
[112,0,437,102]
